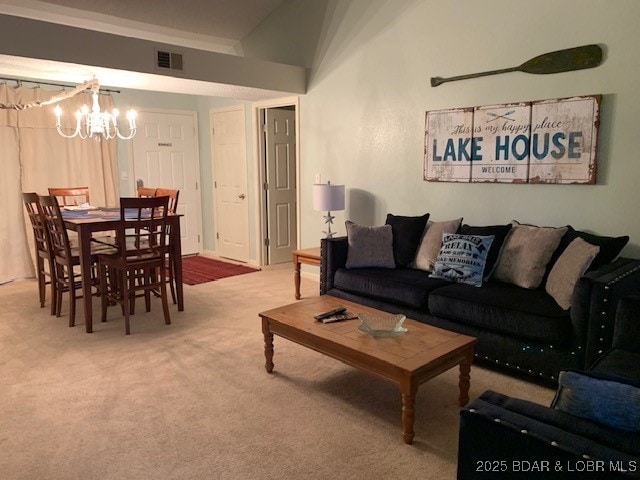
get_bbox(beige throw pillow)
[546,238,600,310]
[413,218,463,271]
[493,222,568,289]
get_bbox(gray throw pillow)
[413,218,463,271]
[552,371,640,432]
[345,221,395,269]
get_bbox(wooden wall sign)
[424,94,601,184]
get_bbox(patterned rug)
[181,256,259,285]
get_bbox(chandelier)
[53,81,137,141]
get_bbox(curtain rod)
[0,76,120,94]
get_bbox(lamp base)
[322,210,336,238]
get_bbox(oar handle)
[430,66,520,87]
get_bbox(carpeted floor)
[181,255,259,285]
[0,264,555,480]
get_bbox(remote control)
[314,307,347,320]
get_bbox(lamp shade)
[313,183,345,211]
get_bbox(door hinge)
[198,234,201,243]
[216,232,219,240]
[195,181,199,190]
[262,124,267,133]
[263,182,268,190]
[264,238,270,247]
[214,181,217,188]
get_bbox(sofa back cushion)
[385,213,430,267]
[345,221,395,269]
[412,218,462,271]
[459,224,513,279]
[493,221,567,289]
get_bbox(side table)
[291,247,321,300]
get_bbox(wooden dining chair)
[97,196,171,335]
[155,188,180,303]
[39,195,116,327]
[22,192,57,315]
[137,187,157,198]
[48,187,91,206]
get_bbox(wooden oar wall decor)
[430,44,603,87]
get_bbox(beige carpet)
[0,264,554,480]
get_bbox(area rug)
[181,255,259,285]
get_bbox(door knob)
[238,193,246,199]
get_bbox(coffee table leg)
[401,391,416,444]
[264,332,274,373]
[458,349,473,406]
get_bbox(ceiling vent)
[156,50,184,71]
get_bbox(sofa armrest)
[571,258,640,368]
[320,236,348,295]
[613,295,640,353]
[458,391,640,480]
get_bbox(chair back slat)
[48,187,90,206]
[137,187,157,198]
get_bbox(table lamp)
[313,181,345,238]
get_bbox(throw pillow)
[345,221,395,269]
[552,371,640,432]
[459,224,513,280]
[493,221,568,289]
[412,218,463,271]
[385,213,430,267]
[545,238,600,310]
[429,233,494,287]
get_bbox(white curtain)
[0,84,119,284]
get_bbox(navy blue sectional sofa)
[320,236,640,383]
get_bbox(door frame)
[252,96,300,267]
[127,107,203,255]
[210,104,250,261]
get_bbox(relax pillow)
[552,371,640,432]
[385,213,430,267]
[345,220,395,269]
[546,237,600,310]
[459,223,512,279]
[413,218,462,271]
[493,221,568,289]
[429,233,494,287]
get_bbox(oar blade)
[520,44,603,75]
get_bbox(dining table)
[62,208,184,333]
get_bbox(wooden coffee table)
[259,296,476,444]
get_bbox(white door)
[211,107,249,262]
[132,110,201,254]
[264,108,297,264]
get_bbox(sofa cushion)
[334,267,450,310]
[429,233,494,287]
[412,218,462,271]
[552,371,640,432]
[459,223,513,279]
[545,237,600,310]
[493,221,568,289]
[428,281,570,343]
[345,221,395,269]
[385,213,429,267]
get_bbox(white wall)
[246,0,640,257]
